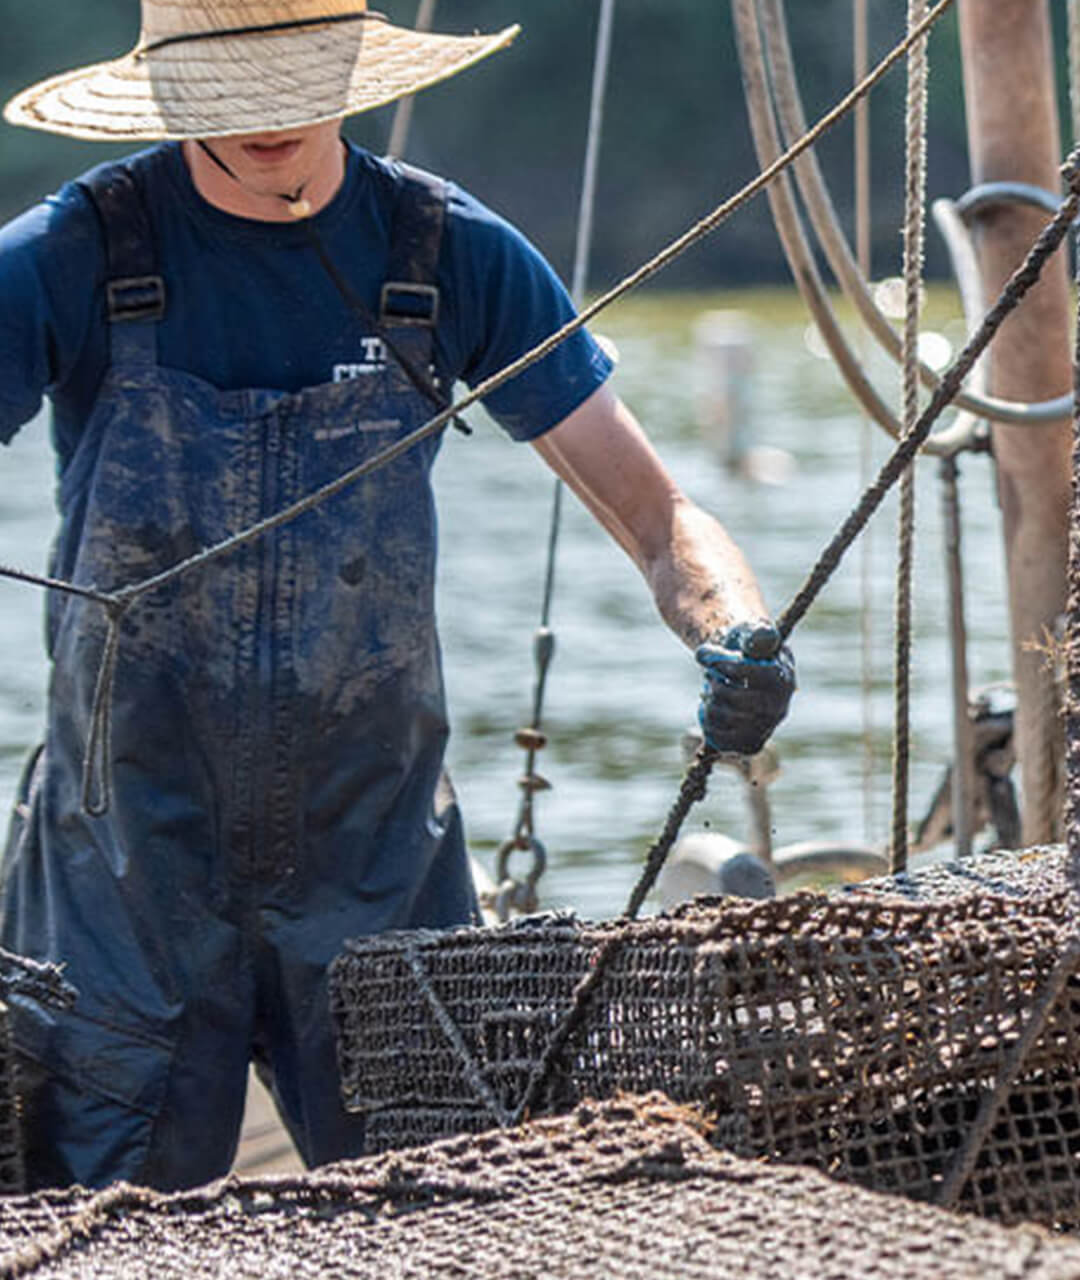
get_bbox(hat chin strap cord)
[195,138,311,217]
[193,138,472,436]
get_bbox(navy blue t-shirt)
[0,141,613,470]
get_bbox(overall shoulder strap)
[76,161,165,364]
[380,162,447,332]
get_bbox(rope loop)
[80,597,134,819]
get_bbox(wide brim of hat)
[3,18,520,141]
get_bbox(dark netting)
[0,951,73,1198]
[329,845,1080,1226]
[0,1004,21,1197]
[7,1096,1080,1279]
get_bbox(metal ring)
[494,837,547,915]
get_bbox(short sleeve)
[0,185,104,450]
[437,186,613,442]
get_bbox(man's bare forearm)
[532,387,772,651]
[642,496,769,651]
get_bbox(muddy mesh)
[330,845,1080,1226]
[0,951,72,1199]
[6,1095,1080,1279]
[0,1004,21,1196]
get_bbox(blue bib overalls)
[0,160,477,1189]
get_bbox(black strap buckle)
[106,275,166,324]
[379,281,439,328]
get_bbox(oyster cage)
[8,1095,1080,1279]
[0,947,79,1197]
[0,1002,21,1196]
[329,846,1080,1227]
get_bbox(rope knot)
[103,596,133,625]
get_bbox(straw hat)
[3,1,519,141]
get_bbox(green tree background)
[0,1,1071,287]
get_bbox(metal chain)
[495,0,616,919]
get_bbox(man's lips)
[241,139,303,166]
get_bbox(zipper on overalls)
[248,409,287,874]
[257,412,282,685]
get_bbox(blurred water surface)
[0,287,1013,921]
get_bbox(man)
[0,1,794,1190]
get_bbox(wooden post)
[957,0,1073,845]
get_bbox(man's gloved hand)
[695,621,795,755]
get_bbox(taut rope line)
[96,0,960,606]
[623,157,1080,922]
[890,0,930,875]
[525,177,1079,1113]
[776,172,1080,642]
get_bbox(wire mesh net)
[0,947,80,1198]
[7,1095,1080,1278]
[0,1002,22,1196]
[329,845,1080,1226]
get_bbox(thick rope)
[736,0,905,443]
[623,748,717,919]
[0,564,112,609]
[524,232,1078,1098]
[510,931,627,1126]
[776,169,1080,643]
[508,745,717,1121]
[890,0,930,875]
[756,0,1071,431]
[633,185,1073,891]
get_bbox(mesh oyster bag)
[0,948,76,1197]
[0,1002,21,1196]
[330,846,1080,1225]
[7,1096,1080,1277]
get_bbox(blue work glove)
[695,621,795,755]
